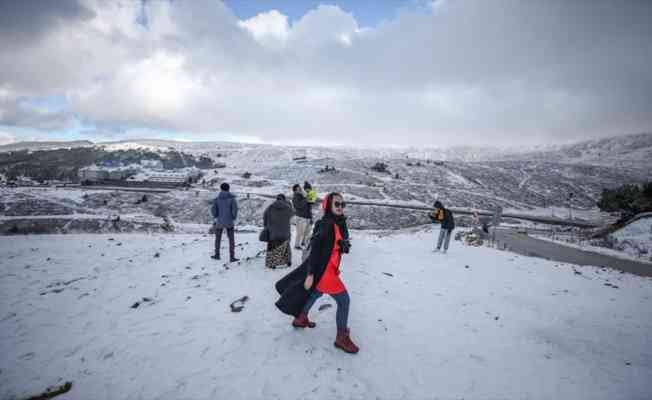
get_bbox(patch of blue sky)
[18,95,69,114]
[225,0,430,28]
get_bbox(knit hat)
[220,182,230,191]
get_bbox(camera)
[338,239,351,254]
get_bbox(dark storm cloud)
[0,0,95,48]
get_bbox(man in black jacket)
[292,184,312,249]
[430,200,455,253]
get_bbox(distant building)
[79,166,109,181]
[79,165,137,182]
[147,168,201,186]
[140,159,164,170]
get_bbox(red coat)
[316,224,346,294]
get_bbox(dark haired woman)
[263,194,294,268]
[275,192,359,354]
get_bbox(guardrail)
[239,192,600,229]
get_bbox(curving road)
[494,229,652,277]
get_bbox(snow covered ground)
[610,216,652,260]
[2,229,651,399]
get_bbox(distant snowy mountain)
[494,132,652,167]
[102,132,652,167]
[2,132,650,166]
[0,140,94,153]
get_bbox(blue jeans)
[437,228,453,250]
[302,289,350,332]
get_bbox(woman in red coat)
[292,192,359,354]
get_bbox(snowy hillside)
[94,138,648,212]
[1,230,651,399]
[96,132,652,167]
[0,140,94,153]
[2,132,651,166]
[494,132,652,167]
[1,133,649,233]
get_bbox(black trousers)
[215,227,235,259]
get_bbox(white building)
[140,159,164,170]
[78,165,139,182]
[78,166,108,181]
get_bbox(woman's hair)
[321,192,343,216]
[276,193,286,201]
[292,184,301,192]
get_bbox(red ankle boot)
[292,312,316,328]
[334,329,359,354]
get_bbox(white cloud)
[238,10,290,48]
[0,132,16,145]
[0,0,650,147]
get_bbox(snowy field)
[1,230,652,400]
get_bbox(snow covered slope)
[0,140,93,153]
[494,132,652,167]
[1,230,651,399]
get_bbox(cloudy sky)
[0,0,651,148]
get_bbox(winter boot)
[334,329,359,354]
[292,312,316,328]
[229,257,240,262]
[211,254,220,260]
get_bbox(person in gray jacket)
[211,182,239,262]
[263,194,294,268]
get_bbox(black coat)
[292,192,311,219]
[263,199,294,241]
[275,215,349,317]
[442,209,455,230]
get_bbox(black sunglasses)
[333,201,346,208]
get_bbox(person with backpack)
[211,182,239,262]
[263,194,294,269]
[430,200,455,253]
[275,192,359,354]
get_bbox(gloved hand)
[338,239,351,254]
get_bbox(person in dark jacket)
[211,182,239,262]
[263,194,294,269]
[292,184,312,249]
[430,200,455,253]
[275,192,359,354]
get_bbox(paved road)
[494,229,652,277]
